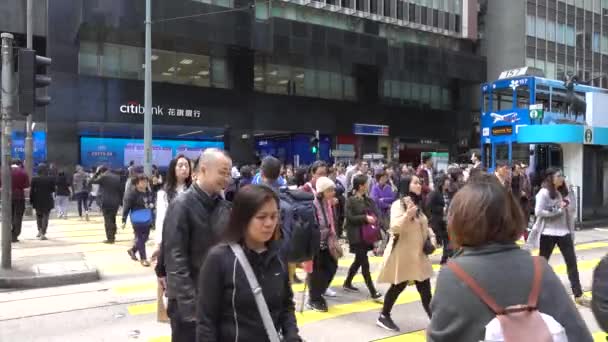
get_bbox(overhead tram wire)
[151,1,270,24]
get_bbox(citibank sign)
[119,101,202,119]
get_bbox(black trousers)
[75,192,89,217]
[102,207,118,241]
[11,199,25,239]
[36,209,50,235]
[345,249,377,295]
[439,234,453,265]
[167,299,196,342]
[539,234,583,297]
[308,249,338,302]
[382,279,432,318]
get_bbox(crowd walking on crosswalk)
[2,150,608,341]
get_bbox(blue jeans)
[75,192,89,217]
[55,196,69,216]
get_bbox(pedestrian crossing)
[110,241,608,342]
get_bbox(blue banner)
[11,131,47,164]
[80,137,224,170]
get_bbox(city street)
[0,215,606,342]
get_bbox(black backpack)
[279,188,320,263]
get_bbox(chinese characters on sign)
[120,101,202,119]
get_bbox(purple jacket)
[370,183,396,214]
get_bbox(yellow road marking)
[149,337,170,342]
[128,302,157,316]
[594,332,608,342]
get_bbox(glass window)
[512,144,530,166]
[557,23,566,44]
[101,44,120,78]
[566,26,575,46]
[492,88,514,111]
[593,32,601,52]
[318,71,330,98]
[152,49,177,84]
[402,81,412,100]
[526,15,535,36]
[547,20,556,41]
[430,85,441,109]
[602,34,608,54]
[120,45,143,80]
[79,42,99,76]
[442,88,450,109]
[264,64,290,95]
[344,76,355,100]
[536,17,546,39]
[390,80,400,99]
[329,72,343,99]
[211,57,229,89]
[175,53,211,87]
[526,57,535,67]
[495,144,509,163]
[420,84,431,105]
[516,86,530,108]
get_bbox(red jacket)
[1,166,30,200]
[416,165,432,196]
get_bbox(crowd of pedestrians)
[1,149,607,341]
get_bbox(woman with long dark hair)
[55,170,72,219]
[376,174,435,332]
[196,185,301,341]
[529,167,591,307]
[427,174,452,265]
[343,174,382,300]
[154,155,192,250]
[154,155,191,289]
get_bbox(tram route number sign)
[529,104,544,121]
[491,125,513,136]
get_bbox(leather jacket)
[163,183,231,322]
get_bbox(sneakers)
[306,300,328,313]
[371,291,383,301]
[127,249,138,261]
[377,314,400,332]
[324,288,338,298]
[85,212,89,221]
[39,235,48,241]
[140,260,151,267]
[103,239,115,244]
[575,294,592,308]
[343,284,360,293]
[36,232,41,238]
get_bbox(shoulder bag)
[229,243,281,342]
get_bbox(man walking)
[4,160,30,242]
[73,165,90,220]
[163,148,232,341]
[91,166,123,243]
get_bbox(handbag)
[423,236,436,255]
[130,208,153,229]
[229,243,281,342]
[361,211,381,245]
[327,234,343,260]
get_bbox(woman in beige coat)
[376,174,435,332]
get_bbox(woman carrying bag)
[122,174,155,267]
[376,174,436,332]
[343,174,382,300]
[306,177,341,312]
[196,185,301,342]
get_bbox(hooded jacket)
[197,242,301,342]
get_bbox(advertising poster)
[11,131,47,164]
[421,152,449,172]
[80,137,224,169]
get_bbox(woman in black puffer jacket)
[197,185,301,342]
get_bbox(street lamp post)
[144,0,153,176]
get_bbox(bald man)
[163,149,232,342]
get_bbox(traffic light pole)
[143,0,153,176]
[1,33,14,269]
[24,0,33,216]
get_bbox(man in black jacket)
[91,166,123,244]
[592,254,608,332]
[163,148,232,342]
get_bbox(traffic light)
[18,48,52,115]
[310,130,320,159]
